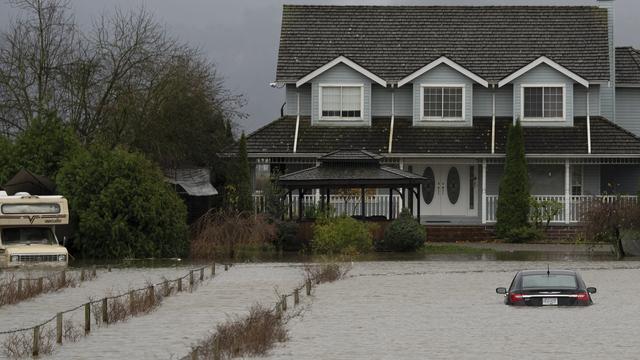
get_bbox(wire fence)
[0,263,234,358]
[0,268,98,308]
[184,263,345,360]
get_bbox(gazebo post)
[388,187,393,220]
[326,188,330,212]
[288,190,293,220]
[298,189,304,221]
[416,185,421,221]
[402,187,406,210]
[360,186,366,219]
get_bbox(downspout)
[293,90,300,153]
[586,87,592,154]
[491,84,496,154]
[388,87,395,153]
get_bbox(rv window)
[1,227,56,246]
[1,203,61,214]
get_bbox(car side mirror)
[496,287,507,294]
[587,287,597,294]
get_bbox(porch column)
[326,188,330,212]
[481,159,487,224]
[288,190,293,220]
[564,160,571,224]
[416,185,421,221]
[298,189,304,221]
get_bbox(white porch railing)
[253,193,403,219]
[485,195,639,224]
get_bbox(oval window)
[447,167,460,204]
[422,167,435,204]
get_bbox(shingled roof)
[241,117,640,156]
[616,47,640,84]
[277,5,610,83]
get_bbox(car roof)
[519,270,577,276]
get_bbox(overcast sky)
[0,0,638,134]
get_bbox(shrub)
[190,211,277,259]
[312,216,372,255]
[504,226,544,244]
[377,209,426,252]
[496,120,531,241]
[582,198,640,258]
[274,221,304,252]
[530,197,563,230]
[13,114,81,179]
[56,146,188,259]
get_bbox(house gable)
[397,56,489,88]
[296,56,387,88]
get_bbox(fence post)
[92,266,97,277]
[275,301,282,319]
[56,312,63,344]
[200,268,204,281]
[38,277,43,293]
[84,303,91,334]
[189,270,194,288]
[294,289,300,306]
[17,279,22,296]
[306,279,311,296]
[33,325,39,356]
[81,269,86,282]
[128,290,135,313]
[281,295,287,311]
[224,264,228,271]
[163,280,169,296]
[191,348,198,360]
[213,337,221,360]
[60,270,66,287]
[149,285,155,305]
[102,298,108,324]
[108,266,112,272]
[178,278,182,292]
[211,263,216,276]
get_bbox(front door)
[419,164,476,217]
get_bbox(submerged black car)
[496,270,596,306]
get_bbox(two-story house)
[243,1,640,228]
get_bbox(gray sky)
[0,0,638,134]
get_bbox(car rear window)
[521,274,577,289]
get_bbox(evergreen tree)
[235,132,253,212]
[496,120,530,239]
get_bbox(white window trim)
[419,84,466,121]
[520,83,566,122]
[318,83,365,121]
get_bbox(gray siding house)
[244,1,640,225]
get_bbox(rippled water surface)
[1,259,639,359]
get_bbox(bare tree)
[0,0,78,134]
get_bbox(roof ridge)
[629,48,640,69]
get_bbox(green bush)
[312,216,372,255]
[13,114,81,179]
[496,120,531,241]
[504,226,544,243]
[377,209,426,252]
[274,221,304,251]
[56,146,188,259]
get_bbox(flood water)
[0,257,639,359]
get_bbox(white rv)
[0,192,69,268]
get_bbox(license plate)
[542,297,558,306]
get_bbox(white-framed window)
[319,84,363,120]
[420,84,465,121]
[521,84,565,121]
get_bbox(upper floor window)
[319,84,363,120]
[421,85,464,121]
[522,85,564,121]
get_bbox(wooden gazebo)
[278,150,425,220]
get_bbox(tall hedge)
[496,120,530,239]
[235,132,253,212]
[56,146,188,259]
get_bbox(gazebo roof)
[278,150,424,188]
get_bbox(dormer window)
[319,84,363,120]
[420,84,465,121]
[522,84,565,121]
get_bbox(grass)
[422,243,497,255]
